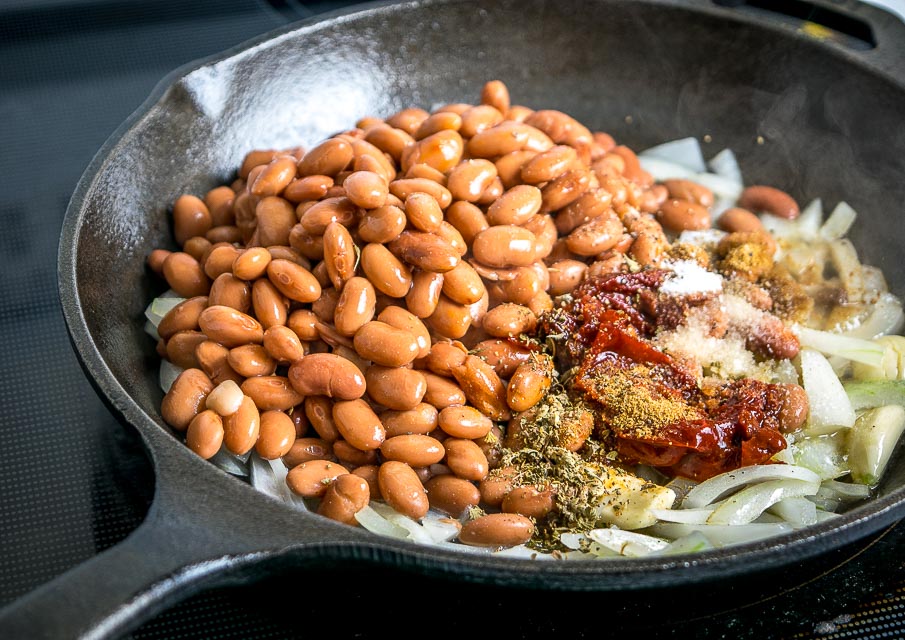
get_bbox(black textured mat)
[1,1,903,638]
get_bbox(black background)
[1,1,904,638]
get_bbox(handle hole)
[714,0,877,49]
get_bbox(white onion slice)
[144,319,160,341]
[691,171,743,201]
[638,156,697,181]
[159,360,183,394]
[769,496,818,527]
[354,505,410,539]
[208,445,249,476]
[648,522,793,546]
[654,531,714,555]
[819,201,857,241]
[818,480,871,500]
[649,507,715,524]
[800,349,857,434]
[587,528,669,557]
[639,137,707,172]
[708,148,743,184]
[144,296,184,327]
[843,293,904,340]
[706,479,819,525]
[796,327,886,368]
[829,239,865,304]
[682,464,820,509]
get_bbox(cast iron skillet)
[2,0,905,637]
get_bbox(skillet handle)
[0,500,248,640]
[0,443,334,640]
[707,0,905,85]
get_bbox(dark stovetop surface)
[1,1,904,638]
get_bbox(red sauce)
[565,272,787,482]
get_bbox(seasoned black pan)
[3,0,905,637]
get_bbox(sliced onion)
[654,531,714,555]
[708,148,742,184]
[144,296,184,327]
[144,319,160,341]
[637,156,697,181]
[639,137,707,172]
[844,293,904,340]
[648,522,793,547]
[587,527,669,557]
[159,360,183,393]
[208,445,250,477]
[769,496,818,527]
[820,201,857,241]
[420,512,462,543]
[682,464,820,509]
[817,480,871,500]
[829,239,865,304]
[791,432,850,480]
[706,479,819,525]
[800,348,857,434]
[691,171,742,201]
[354,505,410,539]
[649,507,715,524]
[796,326,886,368]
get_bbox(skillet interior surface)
[63,0,905,593]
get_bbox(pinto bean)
[322,222,357,290]
[451,355,510,420]
[297,138,353,177]
[548,259,588,295]
[199,305,263,347]
[365,365,427,411]
[240,375,305,411]
[358,204,407,244]
[255,196,296,246]
[378,461,429,520]
[471,225,537,268]
[317,474,370,525]
[424,340,468,377]
[738,185,800,219]
[161,368,214,431]
[208,273,250,313]
[173,195,212,246]
[227,344,276,377]
[446,159,498,202]
[263,325,306,363]
[251,279,288,329]
[163,252,211,298]
[380,434,445,467]
[427,294,473,340]
[353,321,420,367]
[363,124,414,162]
[425,475,481,517]
[502,486,556,519]
[440,260,486,306]
[381,403,440,437]
[250,155,297,197]
[657,198,711,232]
[401,129,464,173]
[185,410,224,460]
[222,395,260,455]
[459,513,534,548]
[565,211,625,256]
[466,121,553,158]
[482,303,537,338]
[540,168,592,213]
[377,306,431,358]
[266,259,321,303]
[157,296,208,341]
[359,243,413,297]
[486,184,542,226]
[389,178,453,209]
[405,269,444,318]
[288,353,366,400]
[288,459,350,498]
[332,399,386,451]
[404,192,444,233]
[333,276,377,337]
[507,356,554,412]
[469,339,532,378]
[387,231,460,273]
[718,207,765,233]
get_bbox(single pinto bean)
[185,410,224,459]
[422,372,466,409]
[199,305,263,347]
[471,226,537,268]
[353,321,420,367]
[662,178,715,207]
[360,243,413,297]
[332,399,386,451]
[718,206,764,233]
[405,270,444,318]
[378,461,429,520]
[427,295,473,340]
[250,155,297,197]
[208,273,250,313]
[227,344,276,377]
[172,195,212,246]
[424,340,468,377]
[283,175,333,203]
[657,198,711,232]
[288,353,366,399]
[255,196,296,247]
[297,138,353,177]
[232,247,272,281]
[334,276,377,336]
[380,403,439,437]
[380,434,445,467]
[263,325,306,363]
[486,184,542,226]
[401,129,464,173]
[446,159,498,203]
[426,474,481,517]
[157,296,208,341]
[195,341,243,386]
[252,279,289,329]
[445,201,489,246]
[459,513,534,548]
[343,170,388,209]
[163,252,210,298]
[469,339,532,378]
[222,394,260,455]
[287,460,350,498]
[387,231,460,273]
[240,375,304,411]
[482,303,537,338]
[322,222,357,290]
[507,356,554,412]
[298,196,357,235]
[738,185,800,219]
[520,145,578,184]
[283,437,334,467]
[389,178,453,209]
[267,259,321,303]
[444,438,489,481]
[438,405,493,439]
[404,192,444,233]
[317,474,370,525]
[255,410,296,459]
[451,355,510,420]
[502,486,556,519]
[162,368,214,430]
[365,365,427,411]
[358,204,407,244]
[565,211,624,257]
[440,260,486,306]
[548,259,588,295]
